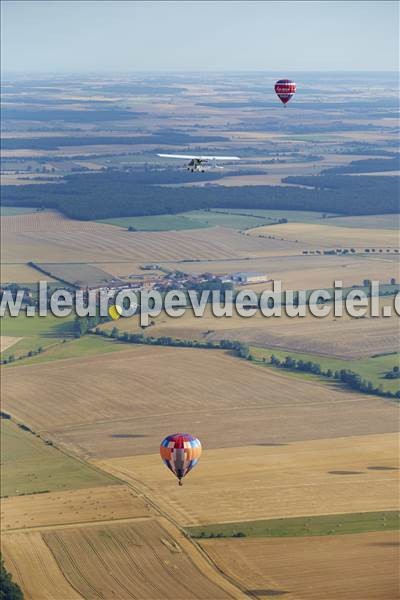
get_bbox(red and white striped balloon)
[275,79,296,105]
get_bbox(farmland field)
[325,214,400,230]
[43,520,237,600]
[203,208,337,224]
[32,262,118,287]
[2,348,398,460]
[248,222,399,249]
[101,297,400,360]
[97,433,399,525]
[0,262,57,283]
[249,347,400,394]
[188,510,400,539]
[0,336,22,352]
[98,213,211,231]
[6,335,127,367]
[0,312,76,361]
[201,531,400,600]
[1,485,149,530]
[1,519,243,600]
[0,206,39,216]
[1,532,83,600]
[1,419,116,497]
[2,221,303,263]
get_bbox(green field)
[1,419,117,497]
[325,214,400,230]
[213,208,337,223]
[98,209,285,231]
[188,511,400,539]
[1,312,76,361]
[183,210,274,229]
[98,213,210,231]
[0,206,39,216]
[250,346,400,394]
[5,335,127,367]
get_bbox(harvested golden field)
[1,220,303,263]
[202,531,400,600]
[1,532,83,600]
[0,262,56,283]
[0,210,113,234]
[102,298,399,360]
[2,347,398,459]
[1,485,150,531]
[248,222,399,249]
[0,336,22,352]
[43,519,238,600]
[203,309,398,359]
[97,433,399,526]
[326,214,400,229]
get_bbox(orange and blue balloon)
[275,79,296,105]
[160,433,202,485]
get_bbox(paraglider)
[275,79,296,105]
[160,433,202,485]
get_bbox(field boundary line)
[97,463,251,599]
[2,515,153,535]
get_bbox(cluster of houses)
[84,270,270,295]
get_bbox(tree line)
[86,320,398,400]
[0,557,23,599]
[2,171,399,220]
[269,354,400,400]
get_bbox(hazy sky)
[1,1,398,73]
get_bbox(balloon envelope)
[275,79,296,104]
[160,433,201,483]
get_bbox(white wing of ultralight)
[157,154,240,161]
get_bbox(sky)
[1,1,398,73]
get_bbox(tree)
[0,557,24,600]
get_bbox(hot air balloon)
[275,79,296,105]
[160,433,202,485]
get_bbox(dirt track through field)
[43,519,238,600]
